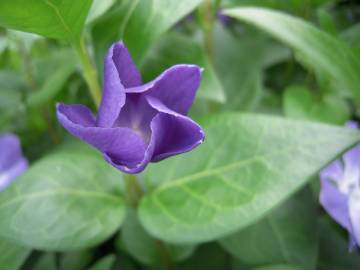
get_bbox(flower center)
[130,119,151,143]
[115,94,157,144]
[338,165,360,195]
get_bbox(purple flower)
[57,42,204,174]
[320,121,360,249]
[217,10,233,27]
[0,134,28,191]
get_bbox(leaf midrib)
[151,139,330,192]
[42,0,72,37]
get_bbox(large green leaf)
[86,0,116,24]
[220,188,317,270]
[0,0,93,40]
[341,23,360,47]
[223,7,360,104]
[122,0,202,63]
[214,23,289,111]
[27,49,77,108]
[142,33,226,103]
[139,113,360,244]
[92,0,202,66]
[223,0,331,12]
[283,85,350,125]
[91,0,138,69]
[0,238,30,270]
[0,142,125,251]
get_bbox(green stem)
[73,35,102,107]
[202,0,215,64]
[201,0,221,114]
[123,175,174,269]
[124,174,144,207]
[155,240,175,270]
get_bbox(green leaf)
[213,23,289,111]
[91,0,138,69]
[86,0,116,24]
[0,238,30,270]
[139,113,360,244]
[0,142,125,251]
[59,250,94,270]
[223,7,360,104]
[88,255,116,270]
[93,0,202,65]
[32,254,57,270]
[27,49,77,108]
[341,23,360,47]
[219,188,317,270]
[142,33,226,103]
[178,243,229,270]
[118,209,195,265]
[317,9,337,36]
[251,265,303,270]
[223,0,330,12]
[214,23,262,111]
[318,218,360,270]
[283,85,350,125]
[0,71,26,132]
[122,0,202,63]
[0,0,93,40]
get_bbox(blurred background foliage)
[0,0,360,269]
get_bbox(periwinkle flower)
[0,134,28,191]
[57,42,204,174]
[320,121,360,249]
[217,10,233,27]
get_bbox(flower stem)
[124,174,144,207]
[201,0,215,64]
[72,35,102,107]
[155,240,175,270]
[123,175,174,269]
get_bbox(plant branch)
[155,240,175,270]
[72,35,102,107]
[124,174,144,207]
[201,0,215,64]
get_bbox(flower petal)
[146,96,204,161]
[0,134,24,171]
[320,178,353,233]
[97,43,126,127]
[112,42,142,88]
[57,103,146,168]
[127,64,202,115]
[319,160,343,184]
[343,144,360,179]
[0,134,28,190]
[349,190,360,246]
[0,158,27,191]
